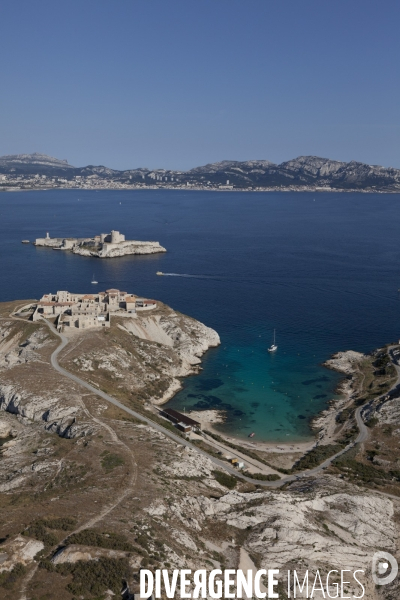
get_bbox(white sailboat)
[268,329,277,352]
[91,273,98,285]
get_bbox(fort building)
[34,230,166,258]
[32,289,157,330]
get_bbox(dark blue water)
[1,190,399,442]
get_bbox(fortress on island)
[34,230,166,258]
[32,289,157,330]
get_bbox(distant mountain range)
[1,152,400,191]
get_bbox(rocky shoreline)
[34,236,166,258]
[0,301,220,438]
[73,240,166,258]
[311,350,366,445]
[117,309,221,406]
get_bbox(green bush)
[56,557,131,596]
[100,451,125,471]
[213,470,237,489]
[44,517,76,531]
[22,521,58,547]
[248,472,280,481]
[291,443,345,472]
[333,456,389,483]
[66,529,134,552]
[0,563,26,589]
[336,407,354,424]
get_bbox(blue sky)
[1,0,399,170]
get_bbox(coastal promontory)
[0,296,400,599]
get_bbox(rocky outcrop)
[186,156,400,191]
[312,350,367,443]
[0,325,51,369]
[148,478,395,573]
[0,535,44,572]
[51,544,131,565]
[0,152,72,171]
[323,350,366,374]
[117,310,220,403]
[0,384,93,438]
[73,240,166,258]
[120,311,220,369]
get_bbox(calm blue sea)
[1,189,400,442]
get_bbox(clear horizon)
[1,0,399,171]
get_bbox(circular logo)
[372,551,398,585]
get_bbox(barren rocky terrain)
[0,299,399,599]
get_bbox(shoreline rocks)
[73,240,166,258]
[312,351,366,444]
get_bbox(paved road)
[41,319,400,489]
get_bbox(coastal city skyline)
[1,0,400,170]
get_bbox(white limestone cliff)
[73,240,166,258]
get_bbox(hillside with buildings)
[2,152,400,192]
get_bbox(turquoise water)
[1,189,400,442]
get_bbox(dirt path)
[61,397,138,539]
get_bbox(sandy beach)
[186,351,366,458]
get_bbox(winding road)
[42,319,400,489]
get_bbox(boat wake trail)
[161,273,221,279]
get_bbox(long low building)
[160,408,201,432]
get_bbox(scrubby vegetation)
[43,517,76,531]
[213,470,237,489]
[55,557,131,597]
[65,529,134,552]
[100,451,125,471]
[22,517,77,548]
[246,472,280,481]
[22,521,58,547]
[0,563,27,589]
[291,443,345,472]
[332,448,400,485]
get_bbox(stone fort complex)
[32,289,157,330]
[34,230,166,258]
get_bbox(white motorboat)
[268,329,277,352]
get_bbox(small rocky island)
[34,230,166,258]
